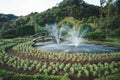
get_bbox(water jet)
[34,24,120,53]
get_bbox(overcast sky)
[0,0,100,16]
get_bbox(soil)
[7,48,120,65]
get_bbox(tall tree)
[100,0,106,17]
[115,0,120,15]
[107,0,115,17]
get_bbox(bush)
[1,29,16,38]
[85,30,106,41]
[0,70,14,79]
[80,23,94,32]
[110,28,120,39]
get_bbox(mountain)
[0,13,18,23]
[0,0,100,38]
[25,0,99,26]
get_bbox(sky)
[0,0,100,16]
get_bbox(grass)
[0,37,32,43]
[85,38,120,47]
[105,38,120,45]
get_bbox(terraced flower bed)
[0,41,119,80]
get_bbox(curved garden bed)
[1,41,119,80]
[0,40,120,80]
[0,42,70,80]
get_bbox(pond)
[34,41,120,53]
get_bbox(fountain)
[34,24,120,53]
[46,24,86,47]
[67,28,84,47]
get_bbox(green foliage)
[80,23,94,33]
[43,69,49,75]
[77,70,82,78]
[59,63,64,70]
[0,0,100,39]
[58,17,80,29]
[59,0,99,19]
[85,30,106,40]
[96,73,120,80]
[64,73,69,77]
[1,29,16,38]
[84,69,89,77]
[60,76,71,80]
[0,70,68,80]
[16,24,35,37]
[0,13,17,22]
[115,0,120,15]
[70,67,75,74]
[110,27,120,39]
[1,41,120,80]
[0,0,120,40]
[87,16,97,23]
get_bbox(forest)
[0,0,119,40]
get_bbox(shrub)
[70,67,75,74]
[96,73,120,80]
[85,30,106,40]
[64,73,69,77]
[84,69,89,77]
[43,69,49,75]
[104,71,109,76]
[92,71,97,77]
[77,70,82,78]
[59,63,64,70]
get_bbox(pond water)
[34,41,120,53]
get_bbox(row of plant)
[12,41,120,63]
[0,41,119,80]
[0,42,15,52]
[1,52,120,79]
[0,42,119,79]
[3,55,120,79]
[0,38,32,44]
[0,42,70,80]
[95,73,120,80]
[0,69,69,80]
